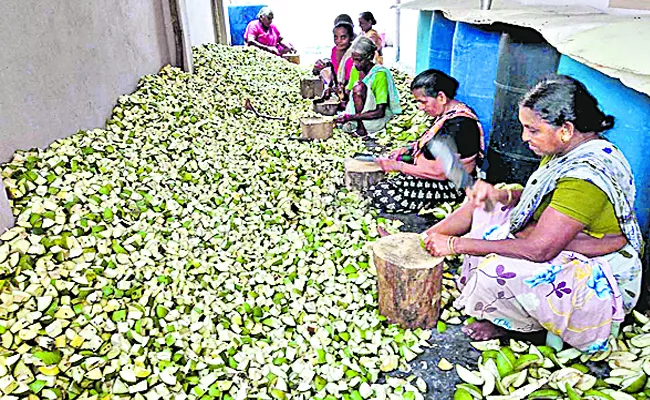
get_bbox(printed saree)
[454,140,643,352]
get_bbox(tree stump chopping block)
[344,159,385,192]
[300,77,324,99]
[300,117,333,140]
[373,232,445,329]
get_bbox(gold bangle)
[447,236,458,255]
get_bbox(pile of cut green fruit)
[0,44,648,400]
[0,45,435,400]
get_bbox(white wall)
[0,0,174,164]
[186,0,218,46]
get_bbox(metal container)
[313,100,339,116]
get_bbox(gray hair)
[351,37,377,60]
[257,7,273,19]
[520,75,614,133]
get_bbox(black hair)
[520,75,614,133]
[333,22,354,39]
[411,69,460,99]
[359,11,377,25]
[334,14,354,26]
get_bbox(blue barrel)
[428,11,456,75]
[415,11,434,74]
[558,55,650,233]
[487,27,560,185]
[227,5,266,46]
[450,23,500,147]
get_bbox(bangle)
[447,236,458,255]
[505,189,513,206]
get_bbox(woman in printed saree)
[244,7,295,56]
[423,75,643,353]
[371,69,483,214]
[334,37,402,137]
[312,15,355,98]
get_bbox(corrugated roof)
[400,0,650,96]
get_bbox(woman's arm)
[247,38,279,54]
[426,207,585,262]
[348,104,387,120]
[376,153,479,180]
[515,223,627,257]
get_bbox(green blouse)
[531,156,620,237]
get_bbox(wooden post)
[166,0,194,73]
[373,233,444,329]
[300,118,333,140]
[0,181,13,232]
[344,159,385,192]
[300,77,324,99]
[212,0,228,44]
[283,54,301,65]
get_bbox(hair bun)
[601,115,615,131]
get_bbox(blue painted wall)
[228,5,266,46]
[450,23,500,146]
[428,11,456,75]
[558,55,650,233]
[415,11,433,74]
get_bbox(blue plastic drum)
[450,23,500,147]
[558,55,650,233]
[428,11,456,75]
[228,5,266,46]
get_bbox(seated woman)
[244,7,295,56]
[359,12,383,65]
[371,69,483,213]
[312,15,355,98]
[334,37,402,137]
[424,75,642,353]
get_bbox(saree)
[455,140,643,352]
[319,46,354,87]
[341,65,402,134]
[370,102,483,213]
[244,20,291,54]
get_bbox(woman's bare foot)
[462,321,507,341]
[377,226,391,237]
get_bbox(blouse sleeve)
[422,117,481,160]
[244,20,260,42]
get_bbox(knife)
[426,134,493,211]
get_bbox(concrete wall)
[186,0,218,47]
[0,0,174,164]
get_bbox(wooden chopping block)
[283,53,301,65]
[373,232,445,329]
[344,159,385,192]
[300,77,324,99]
[300,117,333,140]
[313,100,339,116]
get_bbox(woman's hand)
[388,147,408,160]
[466,180,501,210]
[424,233,454,257]
[375,158,403,173]
[313,59,326,75]
[267,45,280,55]
[335,113,354,124]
